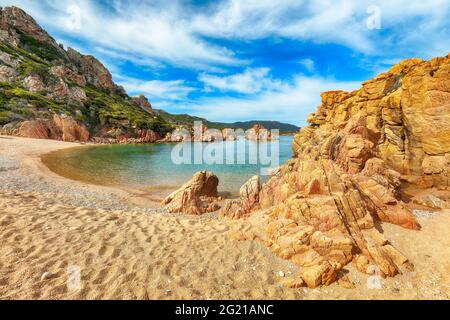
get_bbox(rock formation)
[66,47,117,92]
[1,114,90,142]
[222,54,450,288]
[246,124,278,141]
[222,128,238,141]
[193,123,223,142]
[162,171,221,215]
[220,176,262,219]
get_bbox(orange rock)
[162,171,220,215]
[229,55,450,287]
[299,261,337,288]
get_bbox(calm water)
[42,136,294,194]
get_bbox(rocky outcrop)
[66,48,116,91]
[162,171,221,215]
[50,66,87,87]
[52,115,90,142]
[0,6,65,54]
[222,128,239,141]
[246,124,278,141]
[132,94,153,113]
[23,75,45,93]
[1,115,89,142]
[223,55,450,288]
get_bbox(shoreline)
[0,136,449,300]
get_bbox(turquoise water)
[43,136,293,194]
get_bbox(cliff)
[0,6,170,142]
[222,54,450,288]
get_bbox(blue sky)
[1,0,449,126]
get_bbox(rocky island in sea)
[0,4,449,301]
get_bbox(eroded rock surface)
[1,114,89,142]
[222,54,450,288]
[162,171,221,215]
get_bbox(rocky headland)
[0,6,294,145]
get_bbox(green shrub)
[19,61,54,84]
[0,110,10,125]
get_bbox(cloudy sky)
[1,0,449,125]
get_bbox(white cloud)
[1,0,448,70]
[199,68,283,94]
[114,75,195,101]
[298,58,315,72]
[191,0,450,56]
[0,0,245,70]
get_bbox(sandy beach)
[0,136,449,300]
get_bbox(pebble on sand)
[41,272,54,281]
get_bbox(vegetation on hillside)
[155,110,300,134]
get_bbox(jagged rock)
[169,129,193,142]
[4,115,90,142]
[50,66,86,87]
[221,176,262,219]
[193,123,222,142]
[132,94,153,113]
[114,129,162,144]
[300,261,337,288]
[280,278,305,289]
[0,51,20,68]
[15,120,52,139]
[162,171,220,215]
[0,6,63,49]
[0,6,170,144]
[67,47,116,91]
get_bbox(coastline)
[0,136,449,299]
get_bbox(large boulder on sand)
[162,171,220,215]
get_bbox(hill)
[155,110,300,134]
